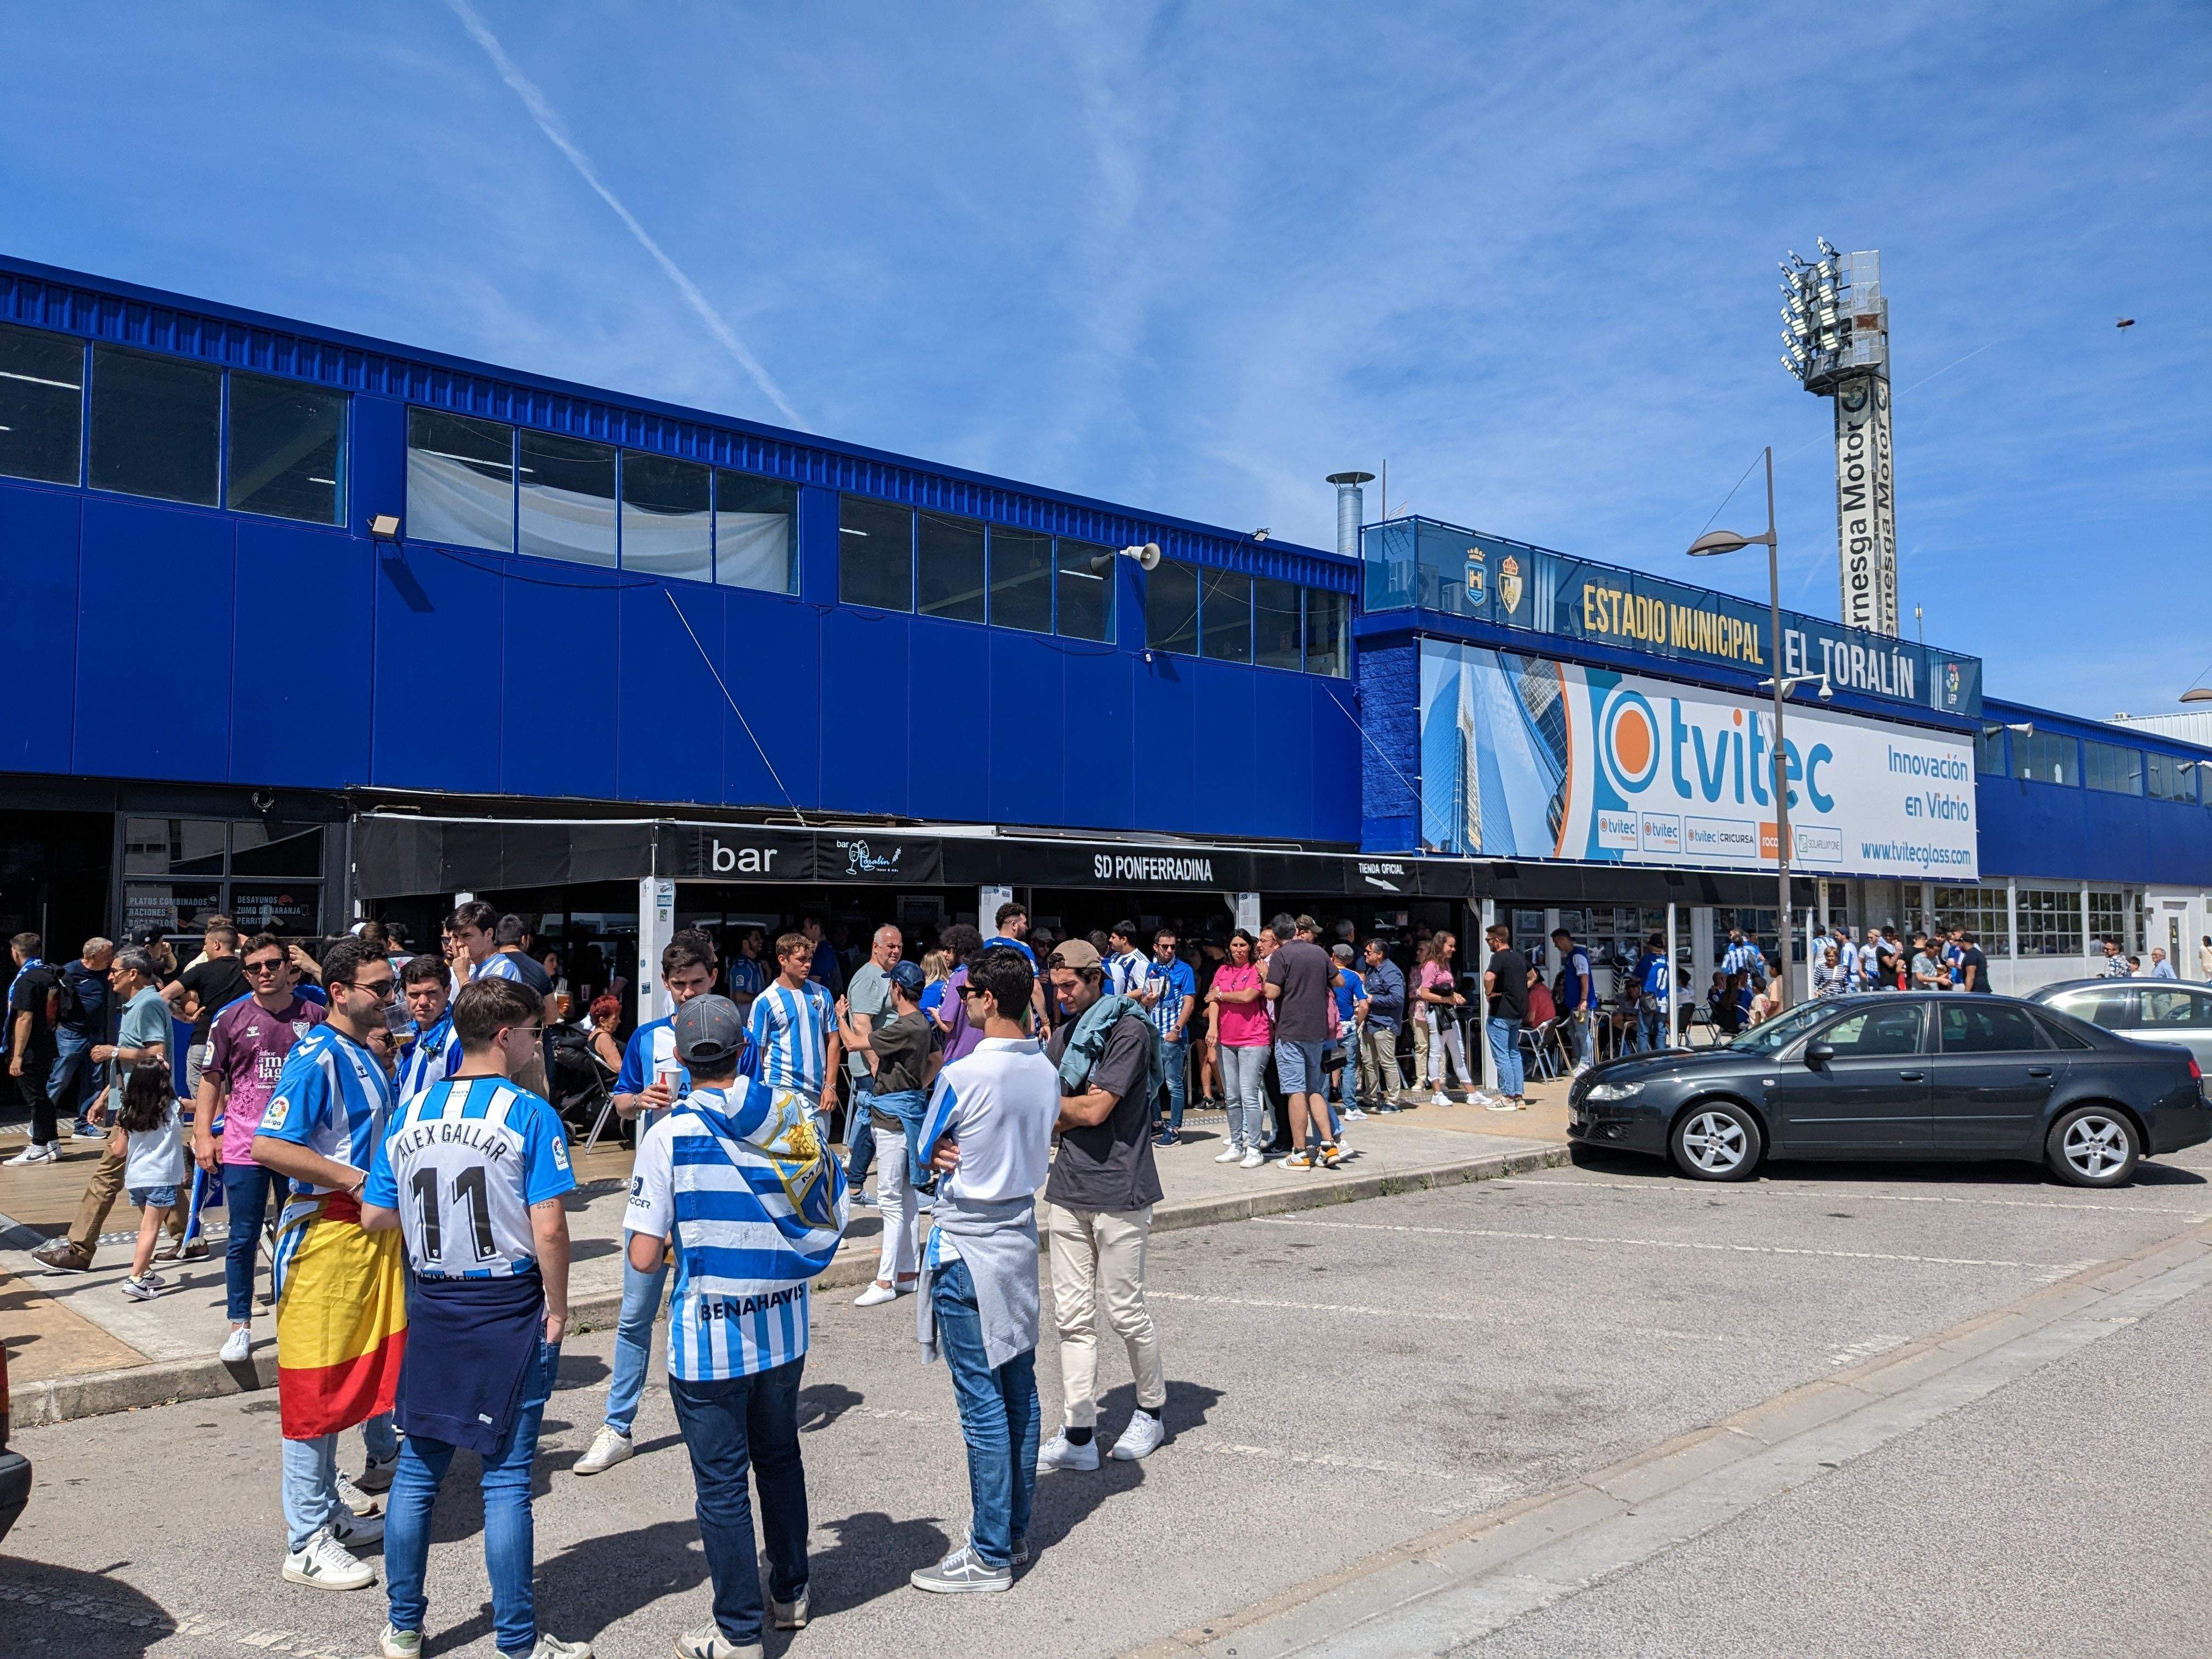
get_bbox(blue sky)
[4,1,2205,720]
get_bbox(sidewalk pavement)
[0,1078,1572,1426]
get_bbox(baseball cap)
[888,960,926,996]
[1331,943,1354,961]
[672,994,745,1069]
[1047,938,1102,973]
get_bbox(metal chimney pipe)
[1326,471,1376,558]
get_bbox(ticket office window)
[121,818,326,940]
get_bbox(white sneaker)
[1344,1107,1369,1120]
[1035,1430,1101,1472]
[1430,1090,1453,1107]
[220,1325,253,1363]
[283,1527,375,1591]
[330,1501,383,1544]
[854,1280,899,1307]
[573,1424,634,1476]
[1110,1410,1165,1461]
[378,1624,423,1658]
[1239,1148,1265,1169]
[1213,1144,1244,1163]
[909,1542,1013,1594]
[3,1142,55,1166]
[520,1638,593,1659]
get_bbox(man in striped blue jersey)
[626,995,847,1658]
[1721,927,1766,987]
[449,900,524,986]
[746,933,841,1128]
[393,956,462,1113]
[572,938,720,1479]
[363,977,589,1659]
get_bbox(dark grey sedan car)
[1567,992,2209,1186]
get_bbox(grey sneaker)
[966,1529,1029,1566]
[355,1449,400,1494]
[673,1621,761,1658]
[769,1587,808,1629]
[909,1542,1012,1594]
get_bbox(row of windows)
[834,501,1350,674]
[407,409,799,594]
[1,321,346,524]
[1978,724,2204,804]
[1930,884,2011,956]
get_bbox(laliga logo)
[1599,689,1662,794]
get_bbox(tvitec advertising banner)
[1417,642,1977,879]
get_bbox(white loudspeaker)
[1121,541,1162,571]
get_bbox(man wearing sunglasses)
[194,934,329,1364]
[253,939,408,1594]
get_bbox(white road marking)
[1822,1332,1910,1368]
[1496,1176,2211,1221]
[1147,1288,1735,1344]
[1253,1214,2092,1271]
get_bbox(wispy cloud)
[442,0,808,431]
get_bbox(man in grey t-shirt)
[1264,914,1339,1168]
[1035,939,1167,1475]
[840,926,902,1198]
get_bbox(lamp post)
[1688,445,1793,1008]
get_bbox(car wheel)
[1670,1101,1762,1182]
[2045,1105,2140,1188]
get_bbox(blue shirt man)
[1142,934,1198,1143]
[747,972,838,1104]
[1721,933,1764,984]
[1550,931,1595,1069]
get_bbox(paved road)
[4,1143,2207,1659]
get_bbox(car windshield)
[1720,1000,1835,1055]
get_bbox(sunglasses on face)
[244,958,286,975]
[959,984,990,1002]
[355,977,396,998]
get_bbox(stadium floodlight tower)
[1780,240,1897,636]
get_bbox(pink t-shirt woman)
[1212,962,1272,1047]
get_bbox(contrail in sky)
[445,0,809,431]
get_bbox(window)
[2016,888,2083,957]
[1201,569,1252,663]
[1937,1002,2046,1053]
[1306,588,1349,678]
[2141,988,2212,1029]
[990,528,1053,634]
[1973,726,2007,778]
[1056,539,1114,642]
[2015,731,2076,785]
[407,409,515,552]
[620,453,712,583]
[2147,752,2199,803]
[2083,740,2143,795]
[1932,885,2008,957]
[0,321,83,485]
[1817,1002,1926,1057]
[2049,987,2132,1030]
[1254,578,1302,670]
[838,496,913,611]
[227,371,345,525]
[714,472,796,594]
[89,345,220,506]
[121,817,324,941]
[2087,889,2141,953]
[917,510,986,622]
[518,431,617,567]
[1146,557,1199,655]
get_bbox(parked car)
[0,1340,28,1544]
[1567,992,2209,1186]
[2025,979,2212,1072]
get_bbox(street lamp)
[1688,445,1793,1008]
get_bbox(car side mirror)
[1804,1040,1836,1069]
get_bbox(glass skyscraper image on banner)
[1418,643,1569,856]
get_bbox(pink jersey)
[205,994,326,1165]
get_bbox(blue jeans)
[603,1249,671,1435]
[1154,1034,1187,1136]
[281,1412,399,1550]
[223,1161,283,1324]
[929,1257,1038,1568]
[669,1359,809,1647]
[844,1075,876,1187]
[49,1027,96,1123]
[1485,1017,1525,1097]
[1565,1011,1592,1067]
[1638,1005,1666,1052]
[867,1087,933,1186]
[385,1339,558,1657]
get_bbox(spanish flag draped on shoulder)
[258,1024,407,1441]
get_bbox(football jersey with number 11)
[365,1074,577,1280]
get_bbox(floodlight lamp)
[1780,354,1797,374]
[1252,528,1271,542]
[367,513,401,541]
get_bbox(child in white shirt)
[112,1059,186,1301]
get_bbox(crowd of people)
[9,895,2205,1657]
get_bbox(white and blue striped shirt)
[1722,940,1764,981]
[363,1075,575,1279]
[396,1013,464,1113]
[625,1084,848,1381]
[257,1026,397,1197]
[746,980,836,1099]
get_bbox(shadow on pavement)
[1566,1142,2208,1189]
[0,1559,184,1657]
